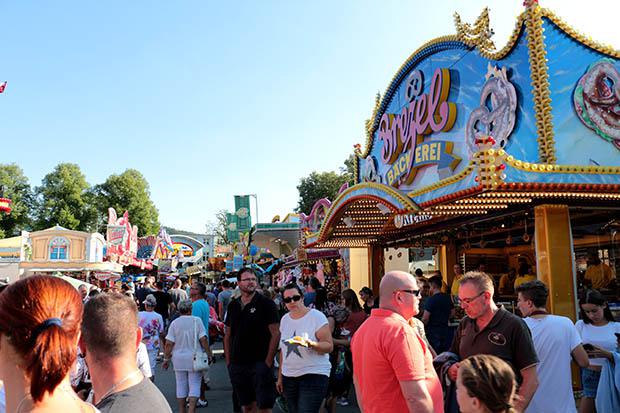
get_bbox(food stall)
[300,2,620,320]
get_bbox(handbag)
[192,318,210,371]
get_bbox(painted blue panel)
[411,173,480,206]
[544,18,620,166]
[503,163,620,185]
[362,29,540,196]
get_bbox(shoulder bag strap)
[193,317,198,353]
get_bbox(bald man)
[351,271,443,413]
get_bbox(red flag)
[0,81,6,93]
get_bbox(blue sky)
[1,0,617,233]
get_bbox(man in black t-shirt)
[449,271,539,412]
[423,275,454,353]
[152,281,173,324]
[135,276,155,307]
[225,267,280,412]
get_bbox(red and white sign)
[107,225,126,246]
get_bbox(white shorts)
[175,370,203,399]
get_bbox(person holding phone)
[575,289,620,413]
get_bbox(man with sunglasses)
[225,267,280,413]
[448,272,539,412]
[351,271,443,413]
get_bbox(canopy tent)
[93,271,121,282]
[52,272,97,291]
[251,222,300,257]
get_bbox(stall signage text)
[378,68,460,187]
[394,213,433,229]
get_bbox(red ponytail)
[0,275,82,402]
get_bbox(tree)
[0,164,34,238]
[340,154,356,186]
[295,156,355,215]
[296,171,349,215]
[210,209,229,245]
[34,163,97,231]
[93,169,160,236]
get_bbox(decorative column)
[534,205,577,319]
[440,242,458,287]
[368,245,385,296]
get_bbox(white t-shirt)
[138,311,164,351]
[575,320,620,366]
[166,315,207,371]
[137,342,152,378]
[524,315,581,413]
[279,309,331,378]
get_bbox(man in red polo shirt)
[351,271,443,413]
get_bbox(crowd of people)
[351,270,620,413]
[0,275,171,413]
[0,264,618,413]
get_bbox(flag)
[226,213,239,242]
[0,82,7,93]
[234,195,252,232]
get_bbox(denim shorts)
[581,368,602,398]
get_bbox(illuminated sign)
[394,213,433,229]
[186,265,202,276]
[378,68,460,187]
[173,243,194,257]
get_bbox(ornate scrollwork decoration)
[454,7,496,54]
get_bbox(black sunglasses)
[283,295,302,304]
[396,289,420,297]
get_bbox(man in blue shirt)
[303,276,321,307]
[190,282,210,407]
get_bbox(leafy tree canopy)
[34,163,96,232]
[0,164,34,238]
[341,154,356,186]
[94,169,160,236]
[295,156,355,215]
[296,171,348,215]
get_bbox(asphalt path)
[154,343,360,413]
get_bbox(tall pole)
[250,194,259,224]
[249,194,259,266]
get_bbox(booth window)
[49,237,69,260]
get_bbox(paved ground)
[154,343,360,412]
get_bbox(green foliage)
[296,156,355,215]
[296,171,349,215]
[34,163,97,231]
[0,164,34,238]
[341,154,356,186]
[94,169,160,236]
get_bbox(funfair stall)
[302,1,620,320]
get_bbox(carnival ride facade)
[300,2,620,318]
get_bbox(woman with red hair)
[0,275,100,412]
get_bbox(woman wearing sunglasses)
[276,283,334,413]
